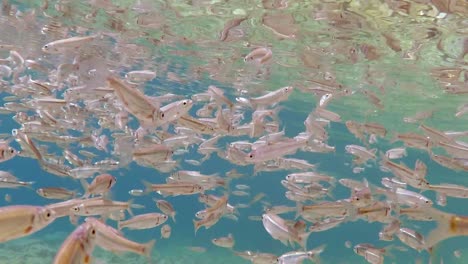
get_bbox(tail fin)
[142,180,154,194]
[126,199,135,217]
[424,211,456,250]
[193,219,201,235]
[142,239,156,263]
[296,231,312,250]
[295,202,303,219]
[80,179,90,198]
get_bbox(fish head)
[246,151,256,162]
[5,147,17,159]
[282,86,293,95]
[181,99,194,110]
[195,211,205,219]
[422,197,433,206]
[70,205,82,214]
[38,207,57,224]
[42,44,59,54]
[195,184,204,192]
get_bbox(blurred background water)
[0,0,466,263]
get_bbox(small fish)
[385,148,407,159]
[118,213,168,230]
[125,70,157,83]
[212,233,235,248]
[37,187,76,200]
[71,198,138,216]
[395,227,426,252]
[277,245,326,264]
[154,199,176,222]
[86,217,155,258]
[248,86,293,108]
[144,181,204,197]
[0,178,34,189]
[128,189,145,196]
[161,224,171,239]
[232,190,250,196]
[81,173,116,198]
[42,35,96,54]
[244,47,273,65]
[187,246,206,253]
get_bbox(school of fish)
[0,0,466,263]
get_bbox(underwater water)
[0,0,466,263]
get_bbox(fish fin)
[143,239,156,262]
[297,231,311,250]
[69,214,79,226]
[424,211,455,250]
[24,181,35,190]
[171,214,176,223]
[127,198,135,217]
[79,179,90,198]
[193,219,200,235]
[295,202,303,219]
[117,221,122,231]
[326,191,335,200]
[142,180,153,194]
[279,238,289,247]
[248,98,257,109]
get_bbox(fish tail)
[117,221,122,231]
[297,231,312,250]
[171,214,176,223]
[143,239,156,259]
[424,211,454,250]
[80,179,90,198]
[127,198,135,217]
[142,180,153,194]
[193,219,200,235]
[248,99,257,109]
[295,202,303,219]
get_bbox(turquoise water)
[0,0,466,263]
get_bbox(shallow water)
[0,0,466,263]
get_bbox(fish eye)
[73,207,80,211]
[160,112,165,118]
[9,149,14,153]
[46,212,51,218]
[425,200,429,203]
[91,229,96,235]
[183,101,187,105]
[43,45,48,49]
[248,154,253,158]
